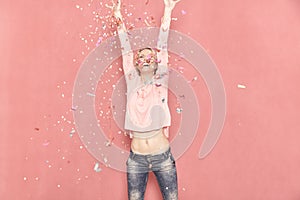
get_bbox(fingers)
[116,0,121,9]
[105,0,115,9]
[105,0,121,11]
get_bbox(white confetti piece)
[70,129,76,137]
[94,162,102,172]
[86,92,96,97]
[237,84,246,89]
[176,108,183,113]
[104,157,108,163]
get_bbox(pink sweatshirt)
[123,57,171,132]
[117,17,172,135]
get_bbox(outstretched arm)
[106,0,134,76]
[157,0,181,67]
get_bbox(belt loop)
[130,150,135,159]
[163,150,168,159]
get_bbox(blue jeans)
[126,148,178,200]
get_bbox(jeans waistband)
[130,146,171,159]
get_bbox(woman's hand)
[106,0,122,19]
[164,0,181,10]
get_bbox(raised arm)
[106,0,134,76]
[157,0,181,67]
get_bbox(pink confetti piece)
[43,140,50,146]
[96,37,103,47]
[144,19,151,26]
[71,106,78,111]
[181,10,187,15]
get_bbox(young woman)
[107,0,181,199]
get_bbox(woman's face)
[135,48,157,74]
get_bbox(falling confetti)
[181,10,187,15]
[179,94,185,99]
[237,84,246,89]
[155,83,162,87]
[71,106,78,111]
[86,92,96,97]
[176,108,183,113]
[96,37,103,47]
[94,162,102,172]
[42,140,50,146]
[70,129,76,137]
[188,76,198,83]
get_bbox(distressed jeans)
[126,147,178,200]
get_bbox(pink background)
[1,0,300,199]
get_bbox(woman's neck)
[141,72,154,84]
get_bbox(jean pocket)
[126,157,133,166]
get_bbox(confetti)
[189,76,198,83]
[104,157,108,163]
[105,141,111,147]
[94,162,102,172]
[144,19,151,26]
[86,92,96,97]
[181,10,187,15]
[34,128,40,131]
[42,140,50,146]
[237,84,246,89]
[96,37,103,47]
[70,129,76,137]
[71,106,78,111]
[176,108,183,113]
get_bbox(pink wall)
[1,0,300,199]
